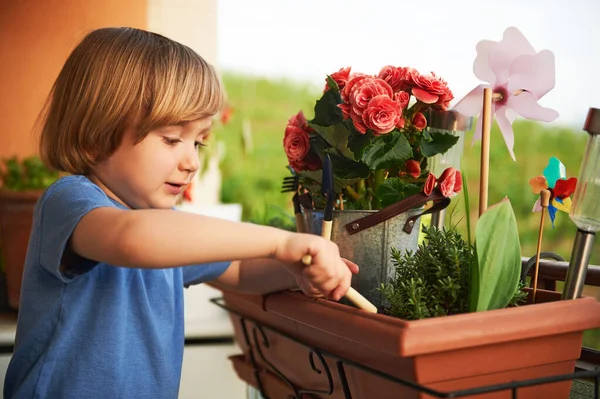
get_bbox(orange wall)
[0,0,147,160]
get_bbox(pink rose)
[284,111,321,172]
[283,126,310,163]
[424,173,436,196]
[341,74,367,103]
[394,91,410,109]
[405,159,421,178]
[399,67,421,90]
[454,171,463,193]
[436,90,454,110]
[377,66,405,92]
[324,67,351,92]
[348,77,393,117]
[411,73,453,109]
[350,110,369,134]
[412,112,427,131]
[362,95,403,135]
[338,103,352,120]
[286,110,312,132]
[396,116,406,129]
[438,167,461,197]
[341,76,395,134]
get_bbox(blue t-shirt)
[4,175,231,398]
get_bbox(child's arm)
[210,258,359,296]
[71,207,353,300]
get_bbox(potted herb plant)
[218,198,600,398]
[0,156,59,309]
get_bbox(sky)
[217,0,600,129]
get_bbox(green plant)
[379,224,475,320]
[282,66,459,211]
[380,198,527,320]
[0,156,59,191]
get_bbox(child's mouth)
[165,183,184,195]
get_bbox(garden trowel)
[302,154,378,313]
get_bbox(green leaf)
[347,131,372,160]
[469,253,480,312]
[474,198,522,311]
[325,75,339,92]
[329,152,370,180]
[310,89,343,127]
[309,123,356,160]
[377,178,421,208]
[361,131,413,171]
[298,165,363,193]
[421,131,460,157]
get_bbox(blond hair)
[39,27,223,174]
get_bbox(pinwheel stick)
[532,189,551,303]
[479,88,493,216]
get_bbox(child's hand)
[293,258,359,299]
[275,233,358,301]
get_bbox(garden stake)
[479,88,492,217]
[532,189,551,303]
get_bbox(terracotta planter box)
[220,288,600,399]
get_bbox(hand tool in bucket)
[301,154,378,314]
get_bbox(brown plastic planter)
[0,189,43,310]
[221,288,600,399]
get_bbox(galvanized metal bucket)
[301,208,422,307]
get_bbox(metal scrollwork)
[249,323,335,398]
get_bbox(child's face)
[91,116,212,209]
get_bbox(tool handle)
[300,253,378,313]
[321,220,332,240]
[345,287,378,313]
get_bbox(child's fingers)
[299,281,324,298]
[330,276,351,301]
[342,258,359,275]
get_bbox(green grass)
[212,71,600,348]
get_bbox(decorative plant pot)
[219,288,600,399]
[0,189,43,310]
[302,208,423,307]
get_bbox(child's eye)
[194,141,206,149]
[163,137,181,146]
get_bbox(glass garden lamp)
[427,109,473,229]
[563,107,600,299]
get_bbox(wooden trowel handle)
[345,287,378,313]
[321,220,332,240]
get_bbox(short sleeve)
[182,262,231,288]
[37,176,116,282]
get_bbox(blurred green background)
[214,72,599,348]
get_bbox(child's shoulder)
[40,175,115,209]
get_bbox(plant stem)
[345,185,360,201]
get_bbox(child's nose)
[180,145,200,173]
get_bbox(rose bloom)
[283,111,321,171]
[438,167,463,197]
[423,173,436,195]
[405,159,421,178]
[377,65,406,92]
[349,77,393,116]
[362,95,403,135]
[324,67,351,92]
[410,73,453,110]
[394,91,409,109]
[412,112,427,131]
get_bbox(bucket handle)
[344,188,450,235]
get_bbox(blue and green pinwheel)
[529,157,578,227]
